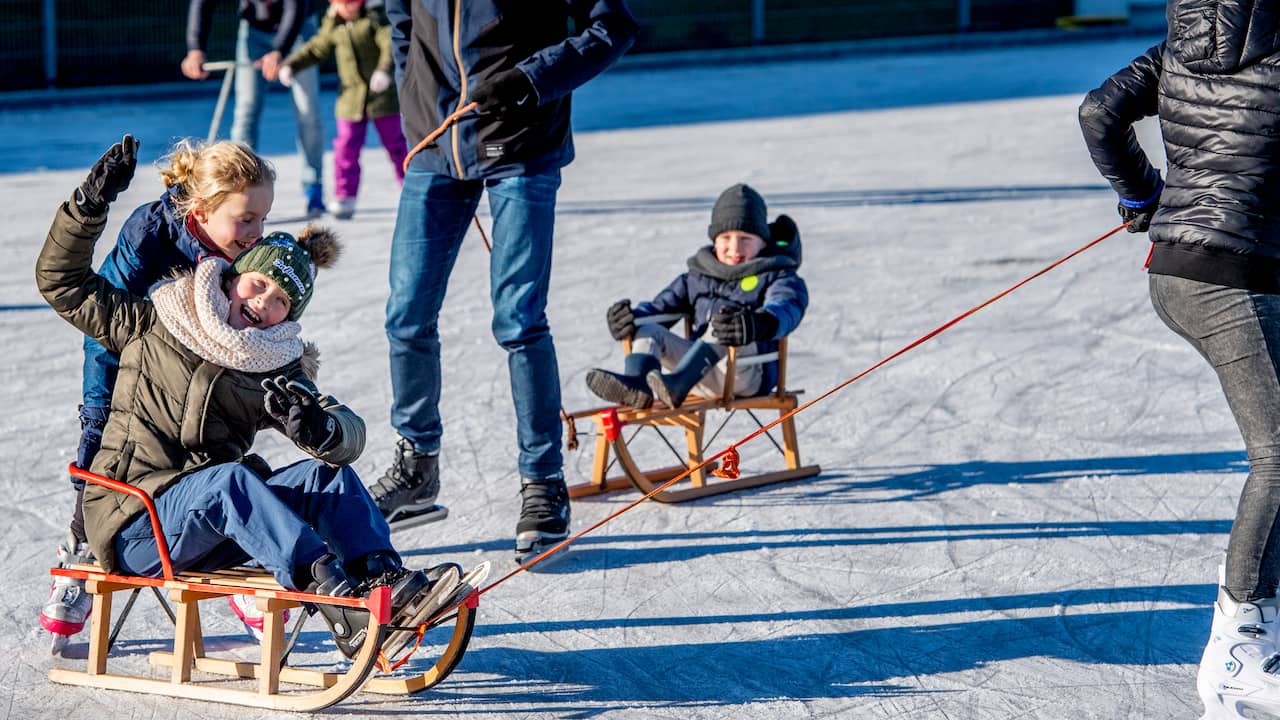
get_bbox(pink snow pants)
[333,114,408,200]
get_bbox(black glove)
[711,306,779,347]
[261,376,338,452]
[606,299,636,341]
[471,69,536,115]
[1117,184,1161,234]
[76,134,139,217]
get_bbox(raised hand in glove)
[470,68,535,115]
[261,376,339,452]
[1117,182,1161,233]
[606,299,636,341]
[710,306,779,347]
[77,134,139,217]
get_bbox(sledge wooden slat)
[567,336,822,503]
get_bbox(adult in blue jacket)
[374,0,638,564]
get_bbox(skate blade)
[380,566,462,659]
[514,538,570,570]
[50,633,71,656]
[387,504,449,531]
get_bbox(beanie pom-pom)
[297,224,341,269]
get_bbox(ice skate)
[328,197,356,220]
[379,563,465,659]
[227,594,291,641]
[371,437,449,530]
[514,477,571,567]
[39,534,93,655]
[1198,587,1280,719]
[305,183,325,219]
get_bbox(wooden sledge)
[566,315,821,503]
[48,465,478,711]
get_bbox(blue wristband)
[1119,180,1163,209]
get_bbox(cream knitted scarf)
[149,258,304,373]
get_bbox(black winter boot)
[585,353,660,408]
[645,341,722,408]
[370,437,441,524]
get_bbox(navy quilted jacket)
[385,0,637,179]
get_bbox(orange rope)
[478,223,1130,595]
[402,101,478,175]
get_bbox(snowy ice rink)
[0,32,1229,719]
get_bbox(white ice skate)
[227,594,292,641]
[1197,586,1280,719]
[39,534,94,655]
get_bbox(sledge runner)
[36,136,471,659]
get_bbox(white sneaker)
[1198,587,1280,719]
[39,536,93,644]
[227,594,291,641]
[327,197,356,220]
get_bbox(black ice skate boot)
[304,554,373,658]
[585,353,660,408]
[370,437,448,529]
[645,340,721,408]
[514,475,571,567]
[311,552,461,659]
[379,562,465,659]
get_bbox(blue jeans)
[114,460,395,590]
[386,168,564,480]
[232,19,324,191]
[1150,273,1280,601]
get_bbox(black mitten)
[710,306,779,347]
[606,299,636,341]
[76,134,139,217]
[261,376,338,452]
[471,68,536,115]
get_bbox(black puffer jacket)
[1079,0,1280,292]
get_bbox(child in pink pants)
[280,0,407,219]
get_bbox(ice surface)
[0,33,1225,719]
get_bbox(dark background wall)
[1,0,1076,92]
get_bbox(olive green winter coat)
[284,5,398,121]
[35,200,366,571]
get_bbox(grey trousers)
[1150,273,1280,601]
[632,324,762,399]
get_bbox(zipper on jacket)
[450,0,467,177]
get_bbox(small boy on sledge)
[586,183,808,409]
[36,136,464,658]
